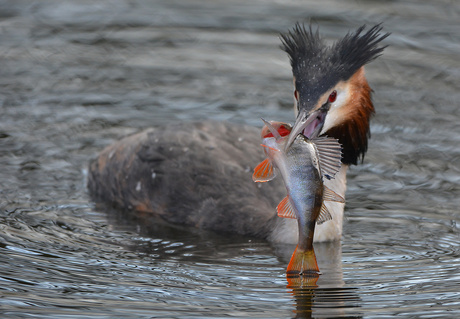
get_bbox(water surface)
[1,0,459,317]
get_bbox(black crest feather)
[280,24,390,165]
[280,24,390,101]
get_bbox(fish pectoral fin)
[252,158,276,182]
[277,195,297,219]
[317,204,332,225]
[323,186,345,203]
[311,136,342,180]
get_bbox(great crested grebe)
[88,24,389,244]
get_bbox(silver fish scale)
[284,138,323,224]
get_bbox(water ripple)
[1,0,460,317]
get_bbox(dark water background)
[1,0,459,317]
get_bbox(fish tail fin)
[286,245,320,277]
[286,274,319,288]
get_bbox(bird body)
[87,24,389,243]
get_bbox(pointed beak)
[285,107,328,149]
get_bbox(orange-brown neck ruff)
[325,67,374,165]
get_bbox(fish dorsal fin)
[323,186,345,203]
[253,158,276,182]
[277,196,297,219]
[311,136,342,180]
[317,204,332,225]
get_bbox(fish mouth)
[285,106,329,149]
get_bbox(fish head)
[260,120,292,139]
[260,119,292,157]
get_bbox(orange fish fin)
[286,274,319,288]
[286,246,320,277]
[277,196,296,219]
[317,203,332,225]
[252,158,276,182]
[323,186,345,203]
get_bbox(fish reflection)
[278,242,362,318]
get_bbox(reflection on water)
[107,205,361,318]
[278,242,363,318]
[1,0,460,317]
[284,243,359,318]
[287,285,361,319]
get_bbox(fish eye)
[328,90,337,103]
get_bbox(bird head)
[281,24,389,165]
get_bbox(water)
[1,0,459,317]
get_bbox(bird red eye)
[328,90,337,103]
[294,90,299,101]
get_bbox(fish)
[253,119,344,277]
